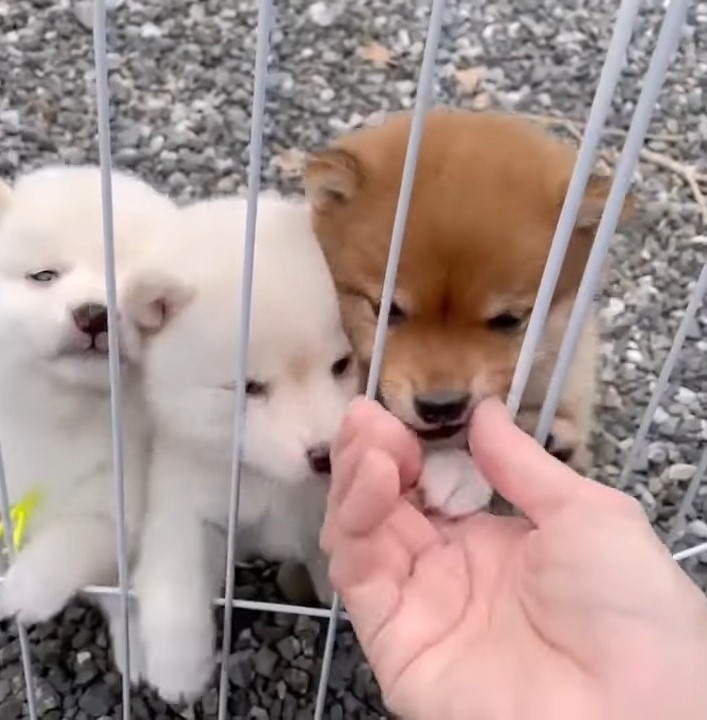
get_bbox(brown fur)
[304,109,633,467]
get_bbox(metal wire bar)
[216,1,273,717]
[673,541,707,563]
[666,442,707,548]
[533,0,690,446]
[3,582,349,620]
[506,0,641,418]
[0,442,38,720]
[618,261,707,491]
[92,3,132,718]
[314,1,447,717]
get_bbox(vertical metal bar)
[314,0,447,716]
[533,0,690,446]
[216,1,273,717]
[618,261,707,490]
[667,443,707,548]
[506,0,641,417]
[362,0,445,400]
[0,443,38,720]
[92,3,132,718]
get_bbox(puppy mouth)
[374,388,466,442]
[413,423,466,441]
[58,344,125,361]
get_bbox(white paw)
[419,449,493,518]
[139,601,215,704]
[112,630,146,686]
[0,553,76,623]
[100,594,146,685]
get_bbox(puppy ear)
[0,179,14,217]
[124,272,194,334]
[303,148,363,212]
[575,174,635,230]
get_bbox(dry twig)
[521,112,707,227]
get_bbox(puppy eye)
[26,269,60,283]
[373,300,407,327]
[331,354,352,377]
[487,312,525,332]
[245,380,268,397]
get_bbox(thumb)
[469,397,594,525]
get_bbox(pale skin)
[321,396,707,720]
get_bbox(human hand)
[321,396,707,720]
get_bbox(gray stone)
[78,684,115,717]
[227,650,255,689]
[35,679,61,714]
[668,463,696,483]
[254,645,279,678]
[0,698,22,720]
[283,668,309,695]
[687,519,707,539]
[275,636,300,663]
[1,0,706,714]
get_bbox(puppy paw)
[0,554,76,624]
[140,603,215,704]
[516,411,591,473]
[112,633,146,686]
[419,449,493,518]
[102,597,146,685]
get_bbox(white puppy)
[0,165,176,680]
[125,193,358,703]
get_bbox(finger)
[321,448,399,553]
[328,506,441,651]
[331,395,370,457]
[337,450,406,537]
[322,449,437,556]
[329,401,423,513]
[469,397,594,525]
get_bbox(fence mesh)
[0,0,705,717]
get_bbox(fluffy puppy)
[304,109,633,516]
[125,193,357,703]
[0,165,177,679]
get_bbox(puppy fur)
[125,193,357,703]
[304,110,634,515]
[0,165,177,679]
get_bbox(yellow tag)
[0,488,42,552]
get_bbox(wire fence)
[0,0,704,717]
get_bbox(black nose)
[306,444,331,475]
[413,390,470,425]
[72,303,108,338]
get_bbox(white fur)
[126,193,357,703]
[419,449,493,517]
[0,165,176,682]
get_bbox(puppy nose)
[413,390,470,425]
[72,303,108,338]
[306,444,331,475]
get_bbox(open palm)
[322,398,707,720]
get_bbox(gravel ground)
[1,0,707,717]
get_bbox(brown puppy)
[304,109,633,516]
